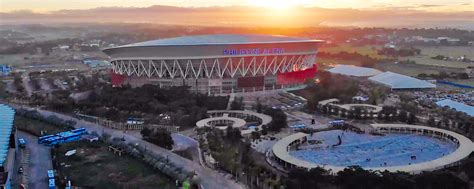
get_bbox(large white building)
[103,34,324,94]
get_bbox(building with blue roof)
[436,99,474,117]
[0,104,16,189]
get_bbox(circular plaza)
[196,110,272,135]
[271,124,474,174]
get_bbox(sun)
[249,0,311,9]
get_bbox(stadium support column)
[195,79,198,94]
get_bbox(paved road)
[21,107,243,189]
[21,72,33,97]
[172,133,203,165]
[17,131,53,189]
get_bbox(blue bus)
[48,179,55,189]
[71,128,87,134]
[47,170,54,179]
[38,135,56,144]
[39,128,87,146]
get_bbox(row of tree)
[284,166,470,189]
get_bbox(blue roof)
[0,104,15,164]
[120,34,322,47]
[436,99,474,116]
[369,72,436,89]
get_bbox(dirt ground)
[55,141,176,189]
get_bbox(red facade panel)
[111,72,126,87]
[276,65,317,85]
[237,76,265,88]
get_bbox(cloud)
[0,5,472,29]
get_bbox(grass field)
[375,62,464,77]
[415,46,474,58]
[320,44,386,59]
[55,141,175,189]
[401,46,473,69]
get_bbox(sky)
[1,0,473,12]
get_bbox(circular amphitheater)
[196,110,272,135]
[271,124,474,174]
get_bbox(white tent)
[368,72,436,89]
[328,65,382,77]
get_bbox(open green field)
[415,46,474,58]
[401,46,473,69]
[320,44,386,59]
[401,56,471,69]
[55,141,175,189]
[376,62,465,77]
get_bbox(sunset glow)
[248,0,312,9]
[0,0,472,12]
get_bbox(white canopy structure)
[368,72,436,89]
[328,65,382,77]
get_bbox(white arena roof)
[121,34,321,47]
[368,72,436,89]
[328,65,382,77]
[436,99,474,116]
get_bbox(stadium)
[103,34,324,94]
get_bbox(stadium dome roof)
[368,71,436,89]
[121,34,322,47]
[328,65,382,77]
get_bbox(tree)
[414,171,468,189]
[407,113,417,124]
[144,128,174,150]
[285,167,331,189]
[398,110,408,123]
[230,97,244,110]
[226,126,242,143]
[427,117,436,127]
[256,97,263,113]
[261,125,268,135]
[263,108,287,132]
[250,131,260,140]
[140,127,152,138]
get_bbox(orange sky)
[1,0,473,12]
